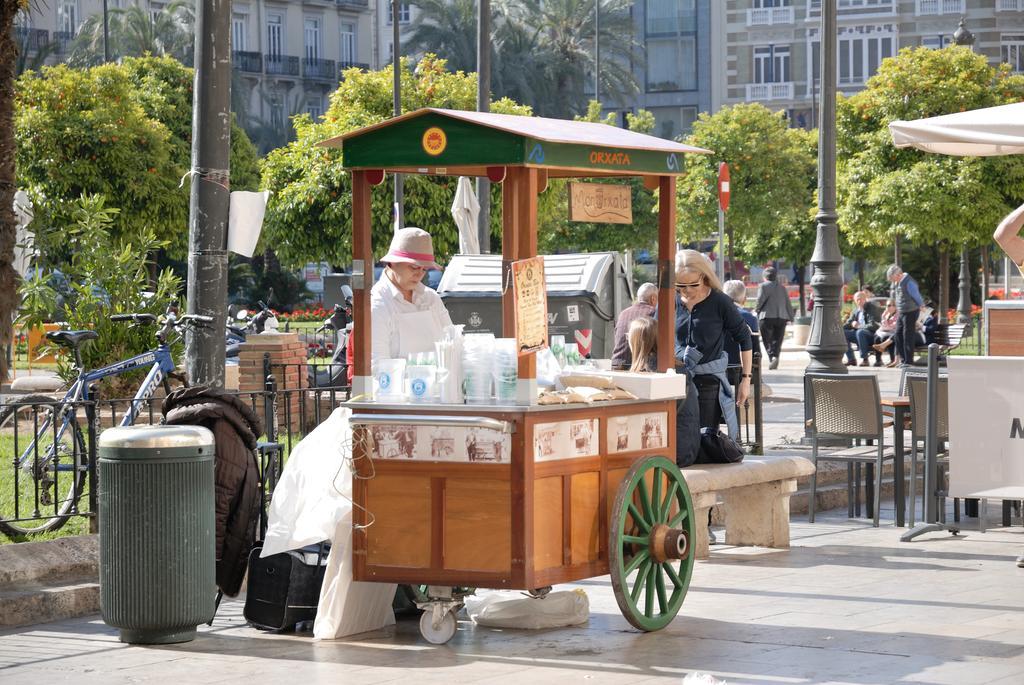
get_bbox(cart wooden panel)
[351,399,677,589]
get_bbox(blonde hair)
[675,249,722,291]
[628,317,658,373]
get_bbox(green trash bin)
[99,424,216,644]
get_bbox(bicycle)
[0,311,212,536]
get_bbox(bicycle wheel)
[0,394,87,536]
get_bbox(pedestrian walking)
[754,266,794,370]
[886,264,924,368]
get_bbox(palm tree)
[407,0,639,119]
[0,0,29,381]
[406,0,479,74]
[71,1,195,66]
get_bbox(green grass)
[0,431,93,545]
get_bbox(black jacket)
[162,386,263,597]
[844,301,882,334]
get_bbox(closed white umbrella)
[889,101,1024,157]
[451,176,481,255]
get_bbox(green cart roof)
[319,108,712,177]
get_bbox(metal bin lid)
[98,425,215,450]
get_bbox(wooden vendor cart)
[319,108,712,643]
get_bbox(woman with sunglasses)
[673,250,753,440]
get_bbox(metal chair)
[906,375,956,527]
[806,373,897,527]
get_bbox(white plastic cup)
[374,359,406,400]
[405,365,435,402]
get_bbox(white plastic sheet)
[259,407,397,638]
[889,102,1024,157]
[463,589,589,630]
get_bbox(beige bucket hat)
[382,227,441,270]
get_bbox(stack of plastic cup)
[462,333,494,403]
[492,338,518,403]
[550,335,566,367]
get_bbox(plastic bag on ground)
[463,589,589,630]
[683,673,728,685]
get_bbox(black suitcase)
[244,541,330,632]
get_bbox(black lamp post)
[806,0,846,373]
[953,16,975,327]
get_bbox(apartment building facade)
[714,0,1024,129]
[14,0,378,136]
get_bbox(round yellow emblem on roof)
[422,127,447,156]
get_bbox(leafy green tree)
[406,0,479,74]
[16,56,259,260]
[18,195,183,396]
[260,55,531,268]
[536,101,660,254]
[837,46,1024,313]
[676,103,817,269]
[70,0,195,66]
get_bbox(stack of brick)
[237,333,308,433]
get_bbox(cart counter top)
[346,397,682,415]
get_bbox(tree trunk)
[856,257,865,289]
[726,225,734,280]
[796,263,806,316]
[0,5,22,381]
[938,247,949,324]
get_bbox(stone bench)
[681,456,816,559]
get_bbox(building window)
[385,3,411,24]
[1003,35,1024,73]
[838,30,894,85]
[269,94,285,129]
[340,22,357,64]
[754,45,790,83]
[232,13,247,52]
[304,17,321,62]
[306,96,323,119]
[650,106,698,141]
[58,1,78,35]
[645,0,697,92]
[266,13,283,59]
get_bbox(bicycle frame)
[15,343,177,473]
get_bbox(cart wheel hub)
[649,524,689,563]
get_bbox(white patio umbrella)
[451,176,481,255]
[889,101,1024,156]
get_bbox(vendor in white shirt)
[371,227,454,360]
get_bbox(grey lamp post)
[954,17,975,327]
[806,0,846,373]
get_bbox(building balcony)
[265,54,300,77]
[15,27,49,52]
[233,50,262,74]
[808,0,896,16]
[746,82,794,101]
[336,0,369,8]
[915,0,964,15]
[303,57,337,81]
[997,0,1022,10]
[53,30,74,54]
[338,60,370,78]
[747,6,794,27]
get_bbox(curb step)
[0,579,99,629]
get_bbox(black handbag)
[243,540,330,632]
[697,427,744,464]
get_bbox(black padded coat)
[162,386,262,597]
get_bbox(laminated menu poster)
[512,256,549,356]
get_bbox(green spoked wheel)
[609,455,695,631]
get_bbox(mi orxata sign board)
[948,357,1024,499]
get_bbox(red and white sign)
[718,162,731,212]
[574,329,593,358]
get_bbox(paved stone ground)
[1,506,1022,685]
[3,344,1021,684]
